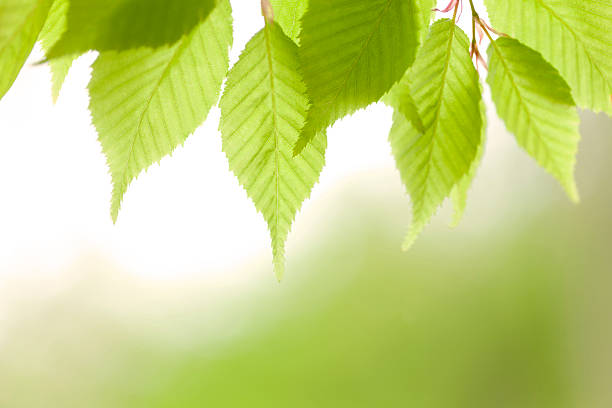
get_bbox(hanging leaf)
[294,0,422,154]
[220,21,326,279]
[38,0,77,102]
[89,0,233,221]
[485,0,612,115]
[389,19,484,249]
[487,37,581,201]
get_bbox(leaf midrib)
[322,0,396,115]
[263,23,281,259]
[416,20,457,206]
[115,32,193,208]
[489,39,557,171]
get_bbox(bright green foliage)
[269,0,307,44]
[220,22,326,280]
[0,0,53,99]
[485,0,612,116]
[38,0,76,102]
[294,0,422,154]
[89,0,233,222]
[487,37,580,201]
[48,0,217,57]
[450,102,486,228]
[389,20,483,249]
[1,0,611,277]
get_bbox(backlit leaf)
[389,19,484,249]
[89,0,233,221]
[294,0,422,154]
[219,22,326,279]
[487,37,580,201]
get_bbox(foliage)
[0,0,610,277]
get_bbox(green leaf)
[89,0,233,222]
[269,0,308,44]
[219,22,327,280]
[487,37,580,201]
[294,0,422,154]
[450,101,486,228]
[484,0,612,115]
[38,0,76,102]
[0,0,53,99]
[48,0,217,57]
[389,19,484,250]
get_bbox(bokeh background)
[0,2,611,407]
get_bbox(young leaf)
[219,22,326,280]
[38,0,76,102]
[485,0,612,115]
[48,0,217,57]
[389,19,484,250]
[269,0,308,44]
[89,0,233,222]
[294,0,422,154]
[487,37,580,201]
[0,0,53,100]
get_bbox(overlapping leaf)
[38,0,76,102]
[487,37,580,201]
[270,0,308,44]
[383,74,425,133]
[0,0,53,99]
[294,0,422,154]
[389,19,483,249]
[49,0,217,57]
[219,22,326,280]
[485,0,612,115]
[449,102,486,227]
[89,0,233,222]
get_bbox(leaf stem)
[452,0,460,21]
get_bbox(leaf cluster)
[0,0,610,278]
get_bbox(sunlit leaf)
[389,19,484,249]
[487,37,580,201]
[294,0,422,154]
[219,22,326,279]
[89,0,233,221]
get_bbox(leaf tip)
[566,181,580,204]
[273,260,285,282]
[401,232,418,252]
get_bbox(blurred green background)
[0,111,610,407]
